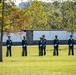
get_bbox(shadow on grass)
[47,48,68,51]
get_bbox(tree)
[42,1,62,29]
[61,0,76,34]
[24,1,50,30]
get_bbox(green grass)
[0,45,76,75]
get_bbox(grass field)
[0,45,76,75]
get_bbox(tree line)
[0,0,76,32]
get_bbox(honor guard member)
[38,37,43,56]
[22,36,27,56]
[53,35,59,56]
[68,35,74,55]
[6,36,12,57]
[42,35,46,55]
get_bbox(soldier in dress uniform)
[42,35,46,55]
[53,35,59,56]
[38,37,43,56]
[6,36,12,57]
[22,36,27,56]
[68,35,74,55]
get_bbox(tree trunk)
[0,0,4,62]
[0,41,3,62]
[0,20,3,61]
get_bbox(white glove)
[70,44,72,46]
[54,44,57,46]
[23,45,26,47]
[7,45,9,47]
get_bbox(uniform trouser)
[53,46,59,56]
[68,46,74,55]
[22,47,27,56]
[39,47,43,56]
[43,46,46,55]
[6,47,12,57]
